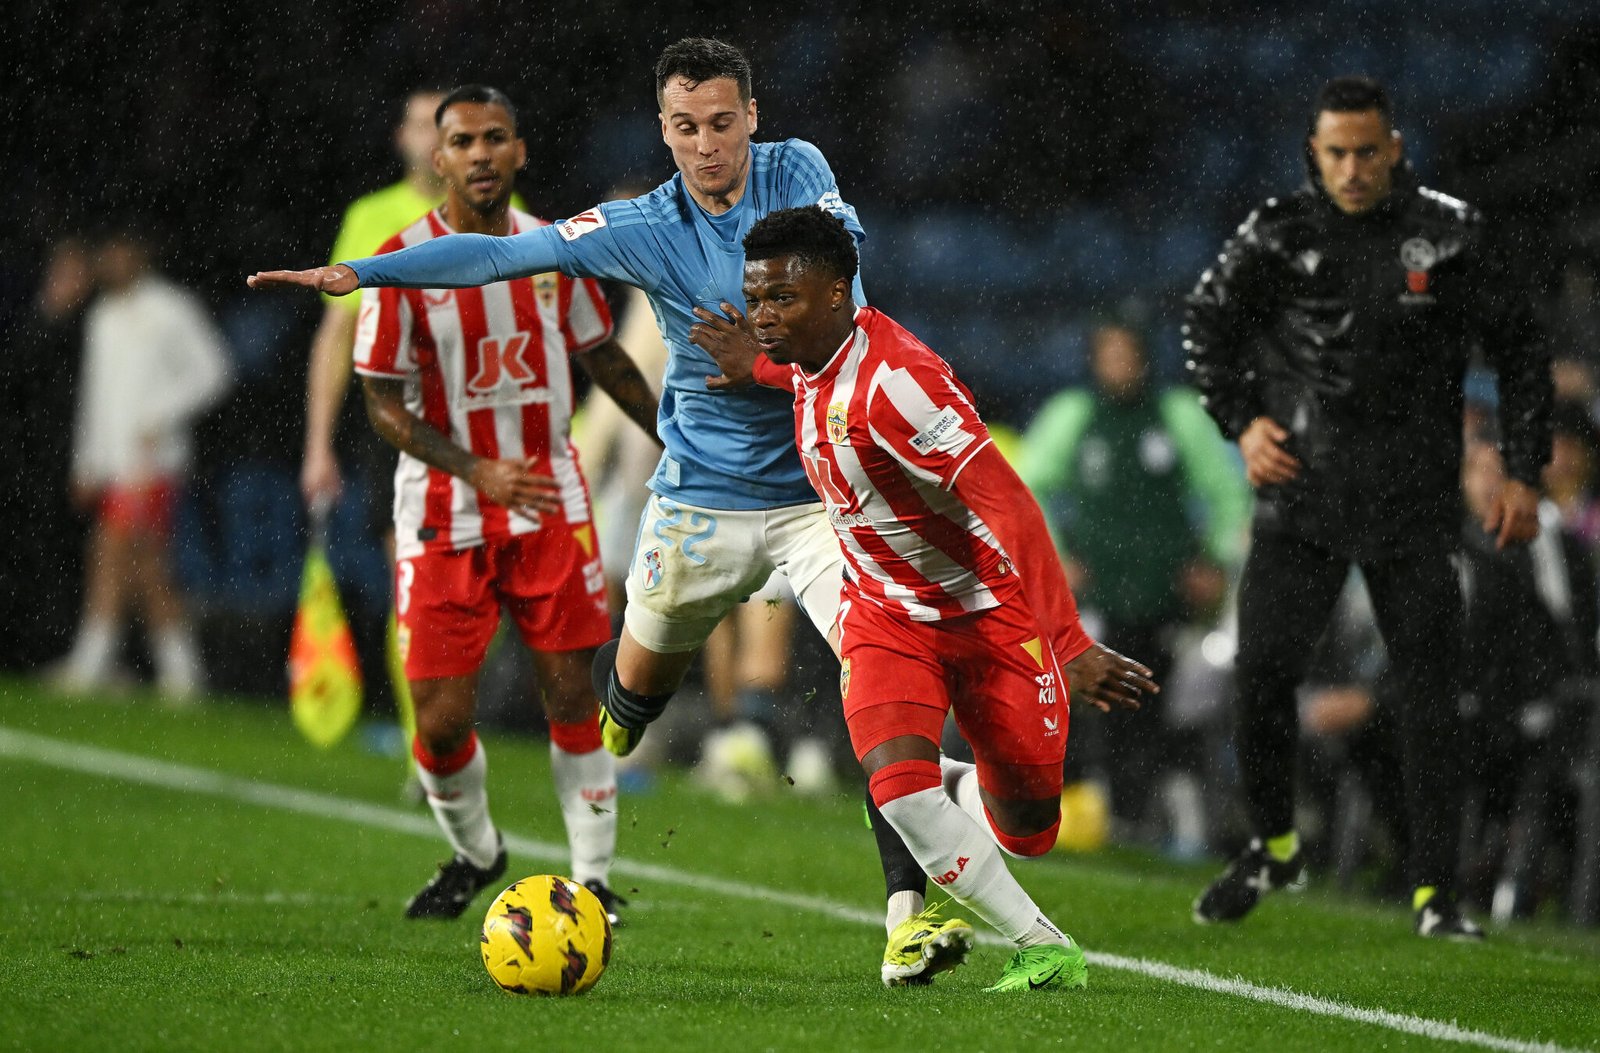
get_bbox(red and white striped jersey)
[353,208,613,559]
[782,307,1018,621]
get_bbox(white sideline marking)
[2,726,1588,1053]
[57,891,348,907]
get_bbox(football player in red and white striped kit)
[695,206,1157,991]
[353,85,659,921]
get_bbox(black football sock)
[866,788,927,901]
[590,638,673,729]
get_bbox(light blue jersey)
[344,138,866,510]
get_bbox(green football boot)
[984,940,1089,993]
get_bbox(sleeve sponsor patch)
[556,208,607,242]
[816,189,858,226]
[908,405,968,455]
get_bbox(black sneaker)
[583,879,628,926]
[1193,838,1306,924]
[1415,892,1485,941]
[405,839,508,919]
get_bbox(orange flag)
[287,540,363,748]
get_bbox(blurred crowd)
[8,2,1600,929]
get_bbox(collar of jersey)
[799,307,868,385]
[685,159,754,251]
[428,207,522,237]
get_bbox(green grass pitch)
[2,678,1597,1052]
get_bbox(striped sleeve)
[561,276,615,354]
[868,361,990,491]
[352,285,414,378]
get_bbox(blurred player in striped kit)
[349,85,658,920]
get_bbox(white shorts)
[623,495,844,654]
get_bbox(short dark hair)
[743,206,858,284]
[435,84,518,131]
[1311,75,1393,131]
[655,37,752,105]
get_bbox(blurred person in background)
[696,576,840,802]
[1184,75,1551,939]
[1458,433,1599,922]
[1541,399,1600,544]
[1019,322,1248,852]
[55,229,232,700]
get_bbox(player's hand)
[247,264,360,296]
[1240,416,1300,488]
[1064,642,1156,713]
[468,457,562,520]
[1483,477,1541,550]
[691,303,761,390]
[301,445,344,507]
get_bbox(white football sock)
[64,619,119,683]
[550,742,617,886]
[153,625,202,698]
[939,755,975,798]
[415,740,499,869]
[878,786,1064,946]
[885,889,925,934]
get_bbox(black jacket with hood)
[1182,162,1552,558]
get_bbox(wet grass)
[2,679,1597,1053]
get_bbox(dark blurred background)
[5,0,1600,684]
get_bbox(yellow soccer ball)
[480,875,613,996]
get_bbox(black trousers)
[1233,530,1464,891]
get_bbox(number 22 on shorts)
[651,498,718,566]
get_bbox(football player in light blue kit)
[249,38,972,988]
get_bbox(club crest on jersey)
[839,657,852,700]
[557,208,607,242]
[826,402,849,445]
[534,272,559,310]
[640,547,664,592]
[1400,237,1437,298]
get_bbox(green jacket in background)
[1019,386,1249,625]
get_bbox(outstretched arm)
[952,442,1156,711]
[249,264,359,295]
[359,376,560,519]
[251,224,572,294]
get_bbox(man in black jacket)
[1184,76,1551,939]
